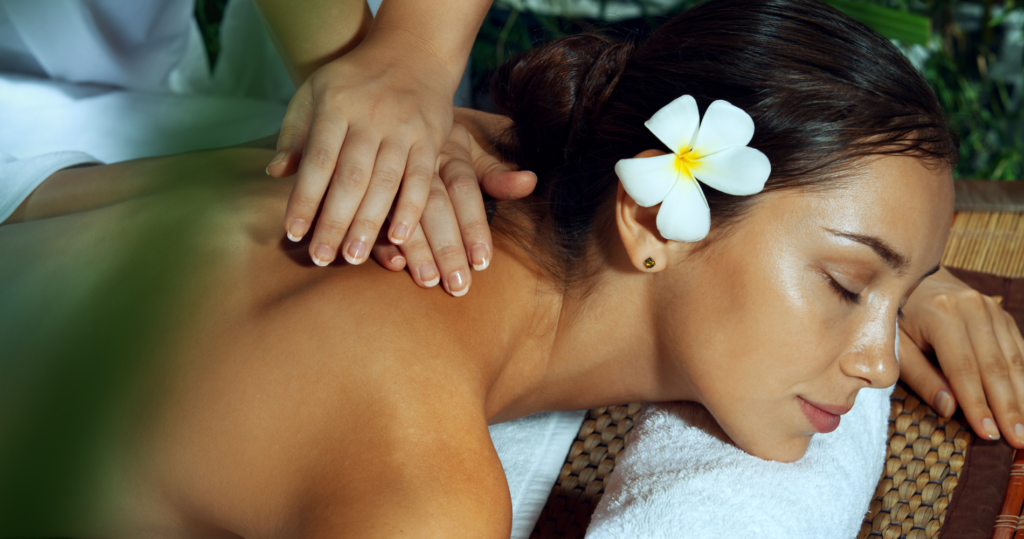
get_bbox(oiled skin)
[0,148,564,539]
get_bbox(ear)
[616,149,674,273]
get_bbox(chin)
[735,433,813,463]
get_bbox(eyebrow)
[825,228,910,273]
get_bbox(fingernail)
[983,417,1000,440]
[470,244,490,271]
[389,252,405,266]
[419,264,439,287]
[933,390,954,417]
[390,223,409,245]
[267,150,286,170]
[446,270,469,297]
[344,241,366,264]
[1016,423,1024,441]
[311,245,334,267]
[286,219,308,242]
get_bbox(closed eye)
[826,275,906,321]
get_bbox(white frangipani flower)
[614,95,771,242]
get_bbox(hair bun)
[492,34,633,174]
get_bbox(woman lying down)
[2,0,1023,536]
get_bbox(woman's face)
[660,155,954,462]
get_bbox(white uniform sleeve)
[0,150,100,223]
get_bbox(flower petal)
[692,100,755,157]
[691,146,771,196]
[615,153,680,207]
[645,95,700,154]
[656,176,710,242]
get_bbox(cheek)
[663,245,848,459]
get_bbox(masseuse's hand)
[370,118,536,295]
[898,267,1024,447]
[267,44,456,266]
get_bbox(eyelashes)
[826,275,906,321]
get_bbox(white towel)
[586,384,893,539]
[490,410,588,539]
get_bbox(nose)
[838,318,900,388]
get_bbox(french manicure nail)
[933,390,954,417]
[344,241,367,264]
[390,223,409,245]
[266,151,287,174]
[1016,423,1024,440]
[470,244,490,271]
[286,219,308,242]
[311,245,334,267]
[982,417,1000,440]
[419,264,439,287]
[390,252,405,266]
[447,270,469,297]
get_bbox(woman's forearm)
[253,0,492,89]
[251,0,373,85]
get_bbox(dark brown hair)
[489,0,959,290]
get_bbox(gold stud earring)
[644,257,656,269]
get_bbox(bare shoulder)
[296,416,513,539]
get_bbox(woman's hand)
[898,267,1024,447]
[369,119,536,296]
[267,45,457,267]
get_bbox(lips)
[799,397,851,434]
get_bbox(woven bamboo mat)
[529,210,1022,539]
[943,212,1024,278]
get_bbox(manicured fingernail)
[266,151,286,175]
[470,244,490,271]
[419,264,439,287]
[983,417,1000,440]
[311,245,334,267]
[933,390,954,417]
[1015,423,1024,440]
[390,223,409,245]
[344,241,366,264]
[389,252,405,266]
[286,219,308,242]
[446,270,469,297]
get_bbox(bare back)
[0,148,531,539]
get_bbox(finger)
[307,132,379,266]
[931,309,1002,441]
[438,128,492,271]
[420,174,471,297]
[986,302,1024,444]
[967,297,1024,446]
[371,226,407,271]
[283,113,347,244]
[268,82,314,178]
[468,132,537,200]
[400,223,441,288]
[898,327,957,417]
[388,142,437,246]
[341,140,408,265]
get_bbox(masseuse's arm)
[255,0,496,272]
[900,267,1024,447]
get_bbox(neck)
[483,238,695,423]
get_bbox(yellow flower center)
[674,148,701,179]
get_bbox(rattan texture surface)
[857,385,971,539]
[530,403,642,539]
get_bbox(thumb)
[468,136,537,200]
[267,82,314,178]
[898,327,958,417]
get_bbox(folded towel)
[587,384,893,539]
[491,410,588,539]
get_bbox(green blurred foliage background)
[195,0,1023,180]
